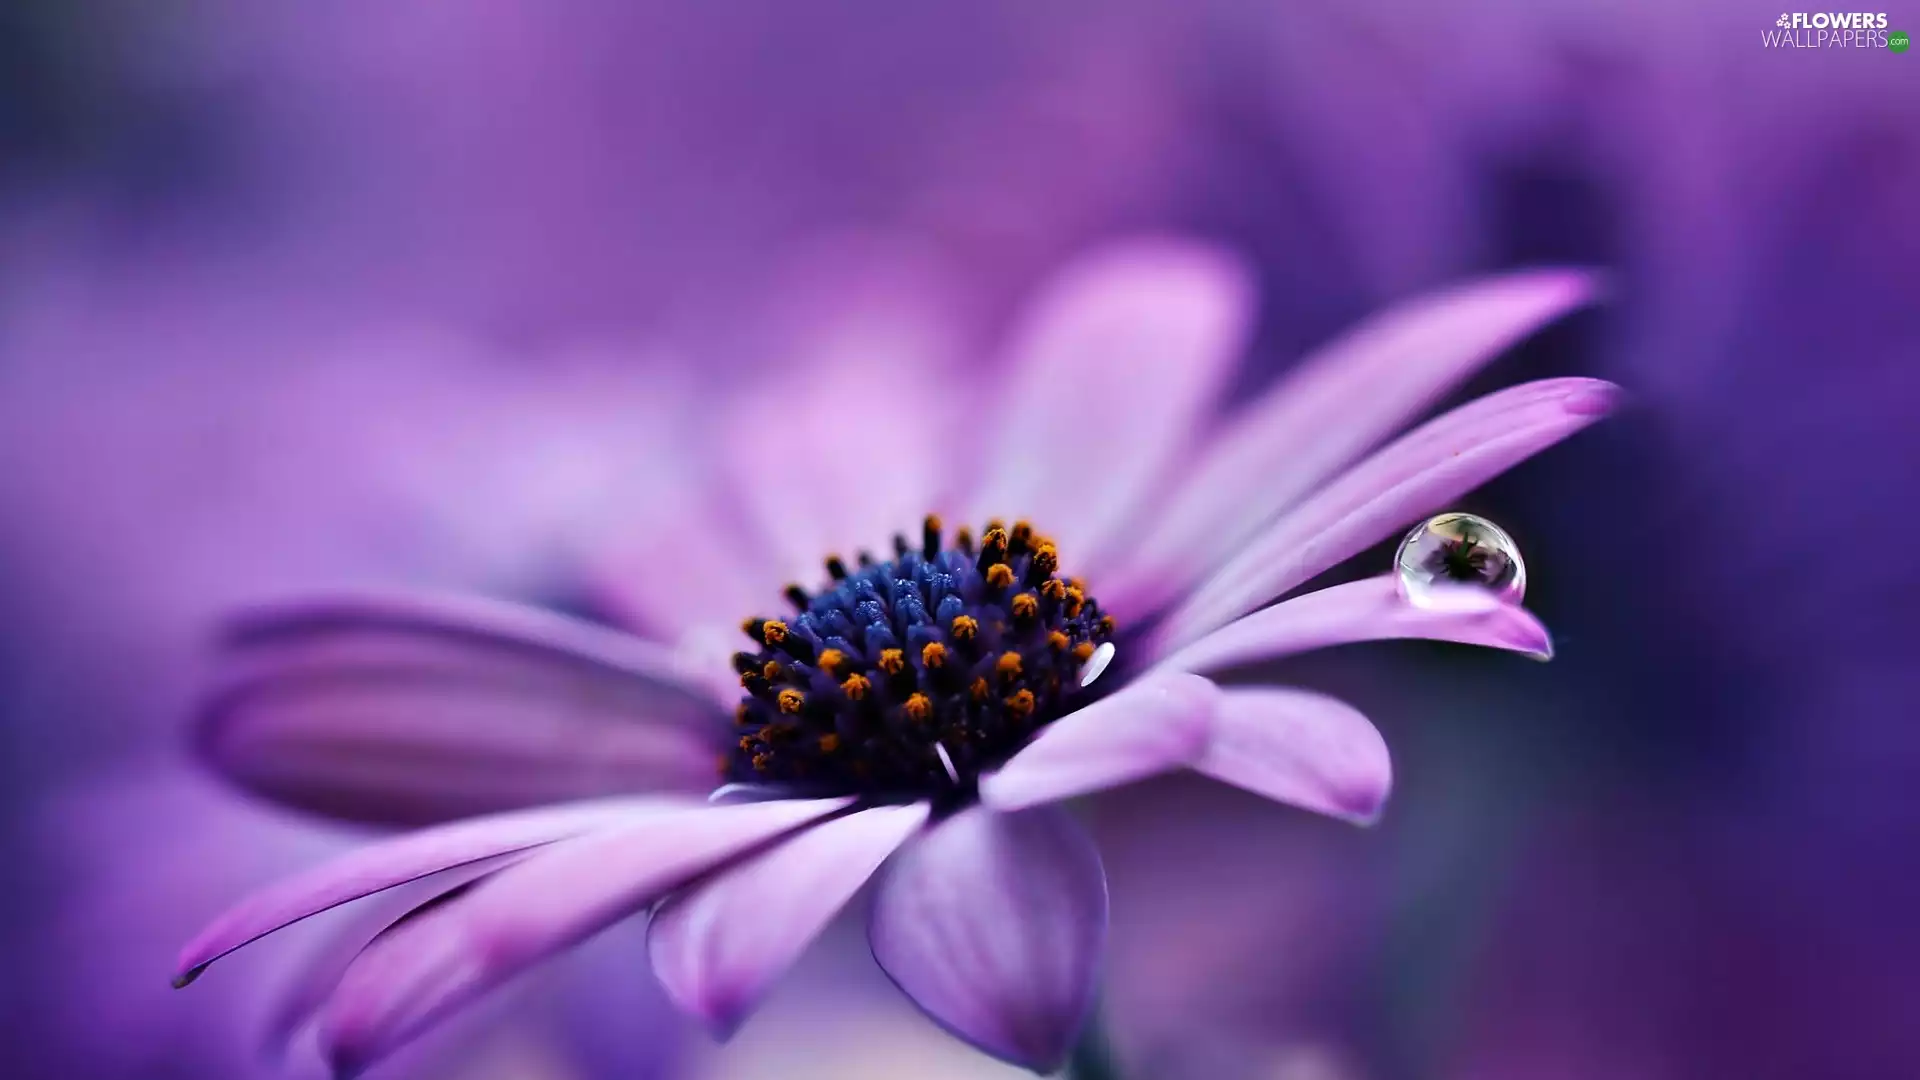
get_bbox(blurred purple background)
[2,2,1916,1078]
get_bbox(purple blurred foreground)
[2,2,1916,1078]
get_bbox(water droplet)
[1078,642,1116,687]
[1394,513,1526,611]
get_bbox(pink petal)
[716,243,972,586]
[1106,270,1599,616]
[1197,688,1392,826]
[965,238,1254,571]
[263,864,501,1054]
[648,802,931,1035]
[978,673,1219,812]
[870,805,1107,1073]
[173,797,680,986]
[586,459,779,656]
[1159,377,1619,649]
[1155,574,1553,675]
[198,590,724,825]
[317,797,848,1074]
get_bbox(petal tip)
[170,966,204,989]
[1561,379,1623,418]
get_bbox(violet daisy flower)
[174,237,1615,1074]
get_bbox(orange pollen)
[878,648,906,675]
[951,615,978,641]
[1072,641,1096,663]
[762,661,785,681]
[1005,689,1037,720]
[762,620,789,644]
[1099,615,1116,635]
[752,752,773,772]
[970,677,991,702]
[733,702,753,725]
[777,689,805,714]
[817,733,841,754]
[1011,592,1039,618]
[1048,630,1071,652]
[1030,545,1058,576]
[1041,578,1067,601]
[904,693,932,722]
[996,652,1024,680]
[817,648,846,675]
[841,674,871,701]
[922,642,948,669]
[986,564,1015,589]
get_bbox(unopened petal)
[198,590,724,826]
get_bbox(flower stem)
[1066,1014,1121,1080]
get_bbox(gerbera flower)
[174,238,1613,1074]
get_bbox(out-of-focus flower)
[173,236,1612,1073]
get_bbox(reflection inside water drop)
[1394,512,1526,611]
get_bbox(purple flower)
[173,237,1614,1074]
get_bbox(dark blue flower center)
[727,516,1117,799]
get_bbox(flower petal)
[198,590,723,825]
[978,673,1219,812]
[1156,574,1552,675]
[870,804,1107,1073]
[966,238,1254,570]
[1197,687,1392,826]
[1106,271,1599,616]
[262,864,499,1054]
[318,797,849,1075]
[648,802,931,1036]
[1159,377,1618,649]
[716,243,972,586]
[173,796,680,986]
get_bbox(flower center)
[726,516,1117,799]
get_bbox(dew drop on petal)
[1394,513,1526,611]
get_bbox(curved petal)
[1159,377,1618,649]
[648,802,931,1036]
[978,673,1218,812]
[1105,270,1600,616]
[262,864,500,1055]
[1198,688,1392,826]
[198,590,724,825]
[173,796,681,986]
[317,797,848,1075]
[1155,574,1552,675]
[870,804,1107,1073]
[965,238,1254,570]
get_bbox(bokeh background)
[2,2,1916,1078]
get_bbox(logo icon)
[1892,29,1912,51]
[1778,13,1793,26]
